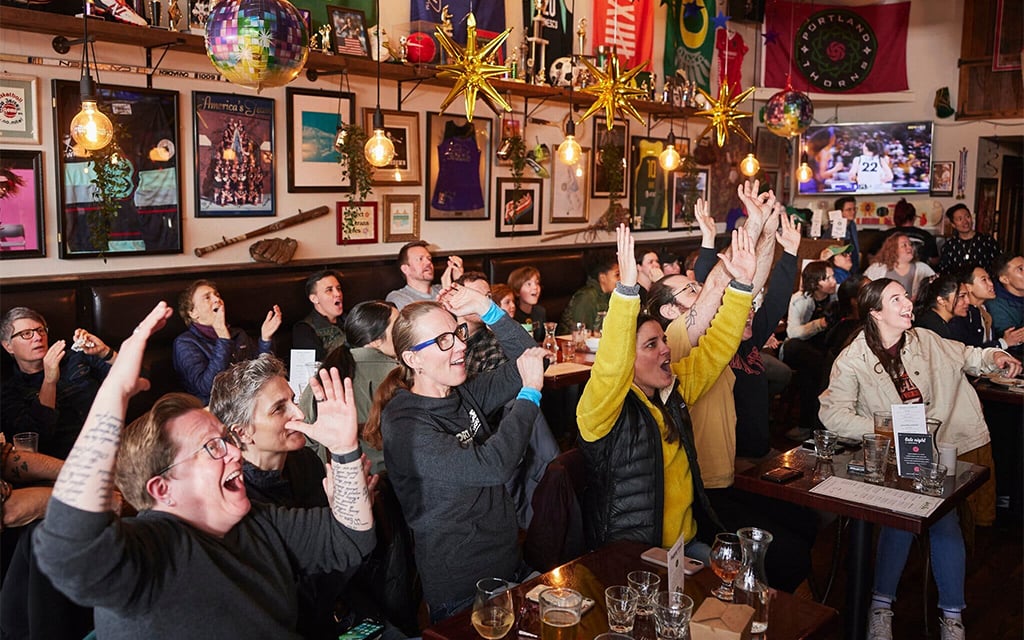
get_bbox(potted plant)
[335,123,374,240]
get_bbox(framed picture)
[755,127,788,167]
[975,177,998,236]
[52,80,182,258]
[495,177,543,237]
[188,0,211,32]
[425,112,493,220]
[327,6,370,57]
[362,108,422,185]
[930,160,954,197]
[382,194,421,242]
[630,136,669,231]
[193,91,275,217]
[299,9,312,37]
[337,201,378,244]
[591,117,629,199]
[762,169,779,194]
[286,87,354,193]
[670,168,709,230]
[0,150,45,259]
[0,75,40,144]
[550,147,591,223]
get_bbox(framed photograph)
[188,0,211,32]
[0,75,40,144]
[930,160,954,197]
[630,136,669,230]
[286,87,354,192]
[0,150,45,259]
[670,168,709,230]
[762,169,779,194]
[362,108,422,185]
[193,91,275,217]
[755,127,788,167]
[550,147,591,223]
[327,6,370,57]
[495,177,543,237]
[52,80,182,258]
[337,201,378,244]
[425,112,493,220]
[591,117,630,199]
[300,9,312,37]
[382,194,421,242]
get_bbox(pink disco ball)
[764,89,814,138]
[205,0,309,92]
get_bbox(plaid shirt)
[465,326,509,377]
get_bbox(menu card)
[809,476,942,517]
[829,210,847,239]
[891,404,933,477]
[667,533,686,594]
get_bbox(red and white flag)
[765,1,910,94]
[592,0,655,71]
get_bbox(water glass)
[627,570,661,615]
[471,578,514,640]
[13,432,38,452]
[862,434,890,484]
[604,585,638,633]
[873,411,895,465]
[812,459,835,483]
[653,591,694,640]
[538,587,582,640]
[938,444,958,476]
[916,463,947,497]
[812,429,839,461]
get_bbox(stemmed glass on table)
[472,578,515,639]
[709,532,743,601]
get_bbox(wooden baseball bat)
[193,206,330,257]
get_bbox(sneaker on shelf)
[867,608,894,640]
[939,617,965,640]
[785,427,811,442]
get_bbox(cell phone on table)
[640,547,705,575]
[338,619,384,640]
[760,466,803,483]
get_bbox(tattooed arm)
[50,303,173,513]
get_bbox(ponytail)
[363,366,413,449]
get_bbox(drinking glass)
[627,570,661,615]
[538,587,582,640]
[916,463,947,497]
[652,591,694,640]
[812,429,838,461]
[708,532,742,601]
[13,432,38,452]
[471,578,514,639]
[873,411,896,466]
[604,585,638,633]
[862,434,890,484]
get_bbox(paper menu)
[891,404,933,477]
[289,349,318,396]
[891,404,927,434]
[809,476,942,517]
[667,533,686,594]
[829,210,847,239]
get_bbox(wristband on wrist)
[102,348,115,361]
[330,448,362,465]
[481,301,505,326]
[517,387,542,406]
[728,279,754,293]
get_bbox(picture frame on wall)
[550,147,591,223]
[755,127,788,167]
[286,87,354,193]
[630,136,669,231]
[52,80,182,258]
[930,160,954,197]
[327,6,371,57]
[425,112,493,220]
[0,75,40,144]
[974,177,998,236]
[591,117,629,199]
[337,201,378,244]
[670,168,709,230]
[362,108,422,185]
[0,149,45,259]
[495,177,543,237]
[382,194,421,242]
[193,91,275,217]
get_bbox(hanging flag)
[593,0,655,71]
[662,0,714,92]
[411,0,506,46]
[715,29,747,96]
[765,1,910,94]
[522,0,575,75]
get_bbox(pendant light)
[364,0,395,167]
[740,152,760,177]
[556,0,581,165]
[659,122,681,171]
[70,4,114,151]
[739,33,760,177]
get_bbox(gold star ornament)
[695,83,756,147]
[577,55,647,129]
[435,13,513,121]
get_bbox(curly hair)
[872,233,909,270]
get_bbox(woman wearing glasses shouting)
[364,284,547,623]
[1,307,117,458]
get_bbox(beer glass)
[538,587,582,640]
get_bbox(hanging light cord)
[374,0,381,111]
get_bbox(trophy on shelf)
[167,0,182,31]
[439,5,453,64]
[576,18,587,56]
[318,25,333,54]
[527,0,550,85]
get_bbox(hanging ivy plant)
[336,123,374,239]
[506,134,527,197]
[598,137,630,230]
[87,125,131,261]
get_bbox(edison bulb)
[797,162,814,183]
[69,100,114,151]
[557,134,582,166]
[739,153,760,177]
[364,129,395,167]
[393,169,402,182]
[659,144,681,171]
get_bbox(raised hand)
[1002,327,1024,349]
[42,341,66,384]
[616,223,637,288]
[736,180,776,234]
[74,328,112,360]
[261,304,282,341]
[440,255,465,290]
[694,198,717,248]
[439,281,491,318]
[290,368,358,453]
[516,346,549,391]
[718,229,756,286]
[105,302,173,399]
[777,210,802,256]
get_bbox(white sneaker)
[867,608,894,640]
[939,618,965,640]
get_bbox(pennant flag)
[765,1,910,94]
[411,0,506,46]
[593,0,655,71]
[662,0,715,92]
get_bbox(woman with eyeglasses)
[364,286,546,622]
[1,307,118,458]
[913,274,969,341]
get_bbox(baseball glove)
[249,237,297,264]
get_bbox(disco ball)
[764,89,814,138]
[205,0,309,92]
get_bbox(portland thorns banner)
[765,1,910,94]
[592,0,655,71]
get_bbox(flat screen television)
[798,121,933,195]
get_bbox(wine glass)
[709,532,743,601]
[471,577,514,639]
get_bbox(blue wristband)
[481,301,505,325]
[517,387,542,406]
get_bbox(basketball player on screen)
[847,140,894,191]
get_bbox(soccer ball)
[549,57,575,87]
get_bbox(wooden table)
[423,540,837,640]
[735,447,990,640]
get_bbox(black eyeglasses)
[672,282,700,298]
[155,432,241,477]
[409,323,469,352]
[10,326,48,341]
